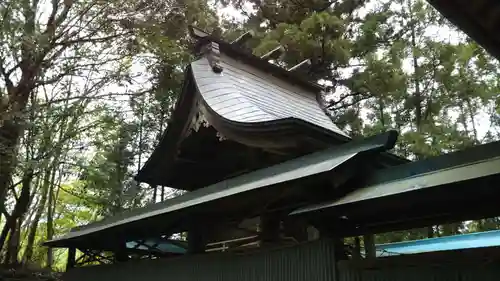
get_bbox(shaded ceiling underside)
[429,0,500,59]
[45,131,398,249]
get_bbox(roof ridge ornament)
[187,25,325,91]
[188,26,223,73]
[201,41,223,73]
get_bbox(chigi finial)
[261,46,285,60]
[231,31,254,47]
[287,59,311,72]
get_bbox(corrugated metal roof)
[191,55,348,137]
[376,230,500,257]
[45,131,397,248]
[291,155,500,215]
[64,239,337,281]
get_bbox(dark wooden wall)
[64,239,337,281]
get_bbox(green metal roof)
[292,155,500,215]
[290,140,500,236]
[45,131,398,249]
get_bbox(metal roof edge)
[366,139,500,187]
[376,229,500,255]
[290,144,500,216]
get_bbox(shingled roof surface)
[191,54,348,137]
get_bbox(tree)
[0,0,221,267]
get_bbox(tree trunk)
[0,169,33,256]
[407,0,436,239]
[0,121,22,214]
[23,169,51,263]
[46,178,55,268]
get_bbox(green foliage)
[0,0,219,269]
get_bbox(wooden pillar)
[115,242,129,262]
[352,237,361,260]
[317,226,347,281]
[363,234,376,259]
[66,247,76,271]
[283,218,308,242]
[259,215,281,247]
[187,222,206,254]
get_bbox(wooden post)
[259,215,281,247]
[187,222,206,254]
[283,218,308,242]
[66,247,76,271]
[332,238,345,281]
[363,234,376,259]
[115,242,129,262]
[317,227,346,281]
[352,237,361,260]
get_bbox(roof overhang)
[45,131,397,249]
[428,0,500,59]
[134,66,353,188]
[135,28,409,189]
[292,140,500,236]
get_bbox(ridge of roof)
[188,26,326,93]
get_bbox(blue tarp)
[376,229,500,256]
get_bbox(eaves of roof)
[428,0,500,59]
[45,130,398,249]
[291,139,500,236]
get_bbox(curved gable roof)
[191,55,348,137]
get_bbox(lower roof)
[292,140,500,236]
[45,131,397,249]
[428,0,500,59]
